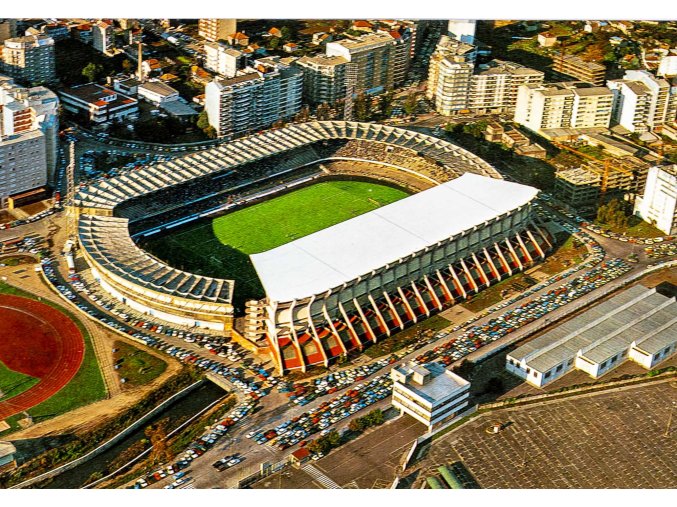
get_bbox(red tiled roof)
[291,448,310,460]
[232,32,248,39]
[354,20,373,28]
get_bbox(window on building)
[556,364,563,372]
[567,359,573,366]
[601,361,607,369]
[544,371,551,379]
[533,371,538,377]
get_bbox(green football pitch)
[140,179,409,311]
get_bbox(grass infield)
[0,360,39,401]
[141,179,409,311]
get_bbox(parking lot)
[413,380,677,488]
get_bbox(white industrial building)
[391,361,470,430]
[634,165,677,235]
[137,80,180,106]
[507,285,677,388]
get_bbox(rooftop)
[510,285,677,372]
[139,80,179,98]
[393,362,469,404]
[250,174,538,302]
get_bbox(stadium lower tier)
[254,225,553,374]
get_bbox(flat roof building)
[59,83,138,124]
[391,361,470,430]
[198,19,237,43]
[507,285,677,388]
[1,34,56,86]
[552,53,606,86]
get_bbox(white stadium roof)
[250,174,538,303]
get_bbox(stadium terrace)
[73,121,553,373]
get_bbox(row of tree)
[347,408,385,433]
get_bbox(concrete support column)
[459,258,479,293]
[504,238,523,270]
[411,281,431,316]
[471,252,489,286]
[435,269,455,303]
[368,294,391,336]
[383,291,405,329]
[448,264,467,299]
[306,298,329,367]
[494,243,512,276]
[397,286,417,323]
[338,300,363,351]
[515,233,534,264]
[483,247,501,281]
[353,297,377,343]
[423,275,443,311]
[322,303,348,355]
[526,229,546,259]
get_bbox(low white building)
[0,441,16,471]
[391,361,470,431]
[634,165,677,235]
[59,83,138,124]
[137,80,180,106]
[507,285,677,388]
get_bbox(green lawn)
[141,179,409,311]
[113,340,167,389]
[0,281,107,433]
[0,360,39,401]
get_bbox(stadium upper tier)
[73,121,500,212]
[78,215,234,306]
[251,174,539,303]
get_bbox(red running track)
[0,294,84,420]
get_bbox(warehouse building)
[506,285,677,388]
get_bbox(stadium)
[74,121,553,373]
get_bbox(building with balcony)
[514,82,613,134]
[204,43,246,78]
[294,54,348,106]
[1,35,56,86]
[198,19,237,43]
[551,53,606,86]
[325,32,396,95]
[205,59,302,139]
[607,70,677,133]
[0,74,58,204]
[391,361,470,431]
[634,165,677,235]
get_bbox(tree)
[82,62,105,83]
[145,419,170,464]
[196,110,210,131]
[379,92,395,118]
[483,377,505,394]
[354,93,369,121]
[349,418,365,432]
[316,103,331,121]
[403,91,419,116]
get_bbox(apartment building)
[658,55,677,78]
[607,70,677,133]
[205,59,302,138]
[204,43,246,78]
[391,361,470,431]
[198,19,237,43]
[426,35,475,115]
[92,21,114,55]
[634,165,677,235]
[1,35,56,86]
[0,74,58,197]
[294,54,348,106]
[325,33,396,95]
[552,53,606,86]
[467,60,544,114]
[514,82,613,133]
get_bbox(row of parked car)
[415,259,632,366]
[253,374,393,451]
[645,242,677,259]
[279,355,403,406]
[0,206,58,231]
